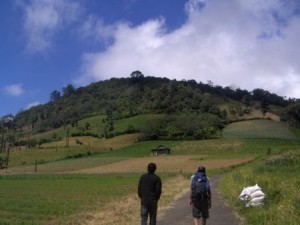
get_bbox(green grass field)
[223,119,298,140]
[220,152,300,225]
[0,174,139,225]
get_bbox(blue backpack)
[191,173,209,200]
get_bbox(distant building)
[151,145,171,155]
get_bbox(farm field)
[7,133,140,167]
[0,174,140,225]
[223,119,298,140]
[0,119,300,224]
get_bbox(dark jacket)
[138,173,162,204]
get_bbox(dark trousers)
[140,202,158,225]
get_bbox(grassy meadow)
[0,174,141,225]
[220,151,300,225]
[1,118,300,224]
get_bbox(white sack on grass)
[238,184,261,201]
[249,195,265,203]
[239,193,250,201]
[250,189,265,199]
[246,195,265,207]
[246,184,261,194]
[238,184,266,207]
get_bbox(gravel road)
[158,175,243,225]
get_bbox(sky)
[1,0,300,117]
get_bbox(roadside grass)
[0,174,142,225]
[219,150,300,225]
[0,175,137,225]
[223,119,298,140]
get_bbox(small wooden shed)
[151,145,171,155]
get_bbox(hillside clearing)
[223,119,298,140]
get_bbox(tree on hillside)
[130,70,144,83]
[260,98,270,116]
[62,84,75,97]
[140,113,225,141]
[0,124,6,154]
[50,90,61,101]
[10,76,297,137]
[282,103,300,128]
[252,88,268,101]
[241,94,253,107]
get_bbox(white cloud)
[78,15,116,42]
[185,0,207,13]
[5,84,24,96]
[26,101,41,109]
[76,0,300,98]
[19,0,81,53]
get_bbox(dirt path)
[158,175,243,225]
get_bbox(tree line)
[5,72,300,137]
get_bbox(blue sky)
[1,0,300,117]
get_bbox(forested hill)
[6,72,300,134]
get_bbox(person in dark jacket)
[138,162,162,225]
[190,166,211,225]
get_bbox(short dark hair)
[148,163,156,174]
[198,166,206,173]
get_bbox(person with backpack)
[138,162,162,225]
[190,166,211,225]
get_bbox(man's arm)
[190,178,194,205]
[189,188,193,205]
[208,186,212,208]
[138,177,142,199]
[156,177,162,200]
